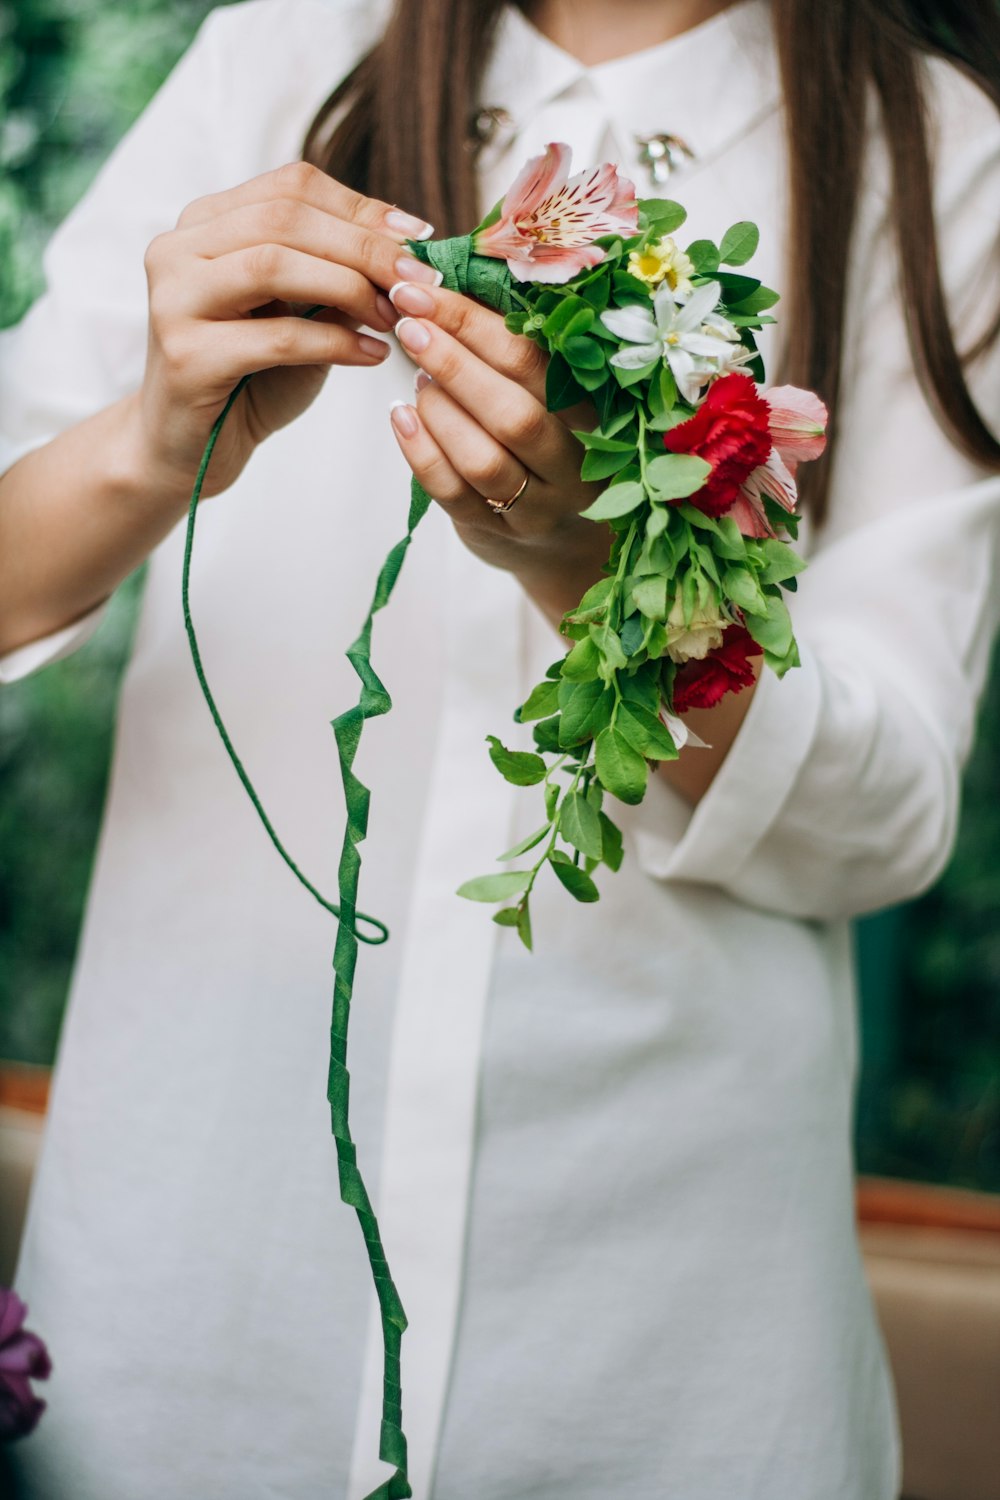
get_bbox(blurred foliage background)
[0,0,998,1192]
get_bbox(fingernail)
[389,400,419,438]
[395,317,431,354]
[389,281,436,317]
[414,370,433,393]
[358,334,390,361]
[385,210,434,241]
[394,255,443,286]
[374,293,397,326]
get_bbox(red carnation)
[672,625,760,713]
[663,373,772,518]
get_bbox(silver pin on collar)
[634,132,696,186]
[468,106,517,165]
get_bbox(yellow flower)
[627,236,695,297]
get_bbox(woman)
[1,0,998,1495]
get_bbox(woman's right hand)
[129,160,439,501]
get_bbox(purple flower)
[0,1289,51,1442]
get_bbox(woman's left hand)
[386,278,612,625]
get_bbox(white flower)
[601,281,729,403]
[665,595,726,663]
[700,311,754,379]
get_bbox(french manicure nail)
[395,317,431,354]
[389,281,436,317]
[385,210,434,241]
[414,370,433,393]
[358,334,390,360]
[374,292,397,325]
[389,400,419,438]
[394,255,443,286]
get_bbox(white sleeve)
[633,60,1000,921]
[0,4,242,682]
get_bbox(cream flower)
[665,595,727,663]
[627,235,694,298]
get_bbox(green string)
[180,333,388,945]
[181,249,512,1496]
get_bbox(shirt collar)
[479,1,779,182]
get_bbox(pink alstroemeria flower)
[729,384,828,536]
[474,142,639,284]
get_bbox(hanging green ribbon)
[182,246,512,1497]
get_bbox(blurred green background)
[1,0,998,1192]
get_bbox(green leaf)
[562,634,601,681]
[486,734,547,786]
[457,869,532,902]
[645,453,712,500]
[728,286,780,315]
[550,852,601,902]
[764,637,801,678]
[599,812,624,872]
[519,678,561,721]
[722,565,767,616]
[546,351,586,411]
[580,479,646,522]
[616,703,678,761]
[563,334,606,371]
[719,220,760,267]
[619,615,644,656]
[763,496,800,539]
[570,362,609,393]
[744,594,794,657]
[561,306,597,341]
[559,678,613,745]
[581,446,633,482]
[533,715,562,753]
[559,791,604,860]
[498,823,551,861]
[631,574,668,621]
[544,781,560,820]
[571,429,635,453]
[517,899,533,950]
[612,358,659,389]
[492,906,520,926]
[715,272,761,300]
[564,576,614,625]
[594,726,649,804]
[686,238,720,274]
[542,294,590,340]
[589,621,628,674]
[620,664,661,714]
[756,539,807,587]
[638,198,687,233]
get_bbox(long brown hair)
[302,0,1000,523]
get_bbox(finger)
[415,383,529,507]
[389,280,547,401]
[393,316,569,477]
[176,159,433,244]
[164,316,391,389]
[151,192,441,305]
[388,401,498,530]
[183,245,397,330]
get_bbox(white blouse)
[3,2,999,1497]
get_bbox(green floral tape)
[182,257,511,1496]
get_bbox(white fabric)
[3,1,999,1497]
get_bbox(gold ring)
[484,472,529,514]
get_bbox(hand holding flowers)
[393,142,827,944]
